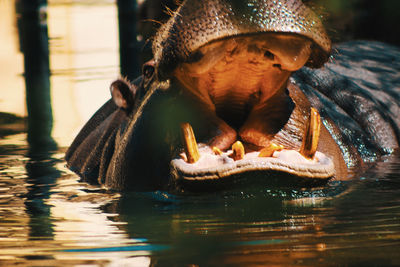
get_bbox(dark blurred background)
[308,0,400,46]
[137,0,400,50]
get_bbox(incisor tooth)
[258,143,284,157]
[180,122,200,163]
[212,147,223,155]
[232,141,245,161]
[300,107,321,159]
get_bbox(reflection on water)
[0,134,148,265]
[1,0,400,266]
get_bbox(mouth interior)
[175,33,313,131]
[171,33,335,181]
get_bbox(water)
[1,134,400,266]
[1,1,400,266]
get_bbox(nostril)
[187,51,204,63]
[273,63,282,69]
[264,50,275,60]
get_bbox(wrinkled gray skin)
[66,0,400,191]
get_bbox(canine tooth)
[232,141,245,161]
[181,122,200,163]
[258,143,284,157]
[213,147,223,155]
[300,107,321,159]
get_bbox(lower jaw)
[170,107,335,189]
[171,144,334,183]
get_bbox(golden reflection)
[48,172,151,266]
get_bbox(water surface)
[1,133,400,266]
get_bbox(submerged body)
[66,0,400,191]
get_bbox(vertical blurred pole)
[16,0,57,239]
[16,0,56,152]
[117,0,141,81]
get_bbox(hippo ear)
[110,79,136,111]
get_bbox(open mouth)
[168,33,335,185]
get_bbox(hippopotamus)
[65,0,400,192]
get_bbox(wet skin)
[66,0,400,191]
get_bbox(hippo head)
[155,0,336,185]
[67,0,346,191]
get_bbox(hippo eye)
[264,50,275,60]
[143,64,155,79]
[143,65,154,79]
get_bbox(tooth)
[212,146,223,156]
[180,122,200,163]
[300,107,321,159]
[258,143,284,157]
[232,141,245,160]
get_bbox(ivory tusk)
[180,122,200,163]
[300,107,321,159]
